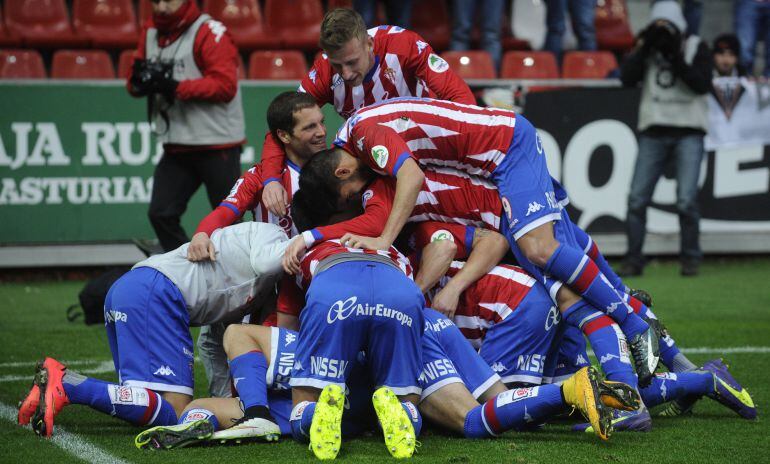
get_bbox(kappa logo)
[284,331,297,346]
[428,53,449,73]
[605,302,620,314]
[105,310,127,323]
[293,360,303,372]
[525,202,545,216]
[371,145,389,169]
[206,20,227,43]
[491,362,507,373]
[308,69,317,84]
[430,229,454,243]
[576,353,589,365]
[356,136,365,152]
[599,353,620,365]
[416,40,428,55]
[153,365,176,376]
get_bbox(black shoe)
[618,262,643,277]
[629,288,654,308]
[628,326,660,387]
[681,261,699,277]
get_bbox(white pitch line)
[0,361,116,384]
[680,346,770,354]
[0,401,131,464]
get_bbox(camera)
[131,59,175,96]
[641,20,682,60]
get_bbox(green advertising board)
[0,82,343,244]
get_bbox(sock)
[62,372,177,426]
[401,401,423,436]
[572,226,628,294]
[289,401,316,443]
[562,301,638,389]
[463,385,564,438]
[178,407,220,430]
[545,244,644,335]
[640,372,713,408]
[228,350,269,409]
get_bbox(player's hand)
[339,233,391,251]
[263,182,289,217]
[188,232,216,261]
[431,286,461,320]
[282,236,307,275]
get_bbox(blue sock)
[62,372,177,426]
[178,407,220,430]
[572,225,627,293]
[563,301,638,389]
[401,401,422,436]
[544,244,640,332]
[640,372,713,408]
[229,350,269,409]
[463,384,564,438]
[290,401,316,443]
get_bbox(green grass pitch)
[1,258,769,463]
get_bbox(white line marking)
[0,361,116,384]
[0,401,131,464]
[680,346,770,354]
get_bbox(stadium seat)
[0,49,46,78]
[441,51,496,79]
[117,49,136,79]
[264,0,323,50]
[562,51,618,79]
[72,0,139,49]
[248,50,307,79]
[203,0,274,49]
[51,49,116,79]
[0,6,23,47]
[410,0,450,50]
[4,0,88,48]
[138,0,153,25]
[500,51,558,79]
[595,0,635,51]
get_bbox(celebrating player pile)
[16,7,757,461]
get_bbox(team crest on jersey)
[428,54,449,73]
[383,67,397,85]
[371,145,389,169]
[430,230,454,243]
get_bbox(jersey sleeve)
[402,31,475,105]
[410,222,475,260]
[347,123,415,177]
[298,54,333,106]
[176,19,239,102]
[259,132,287,185]
[277,274,305,317]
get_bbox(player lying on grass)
[133,311,640,453]
[17,222,290,437]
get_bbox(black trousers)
[148,145,242,252]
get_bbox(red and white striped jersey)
[302,168,501,247]
[278,240,413,317]
[432,262,536,349]
[335,98,517,178]
[299,26,475,119]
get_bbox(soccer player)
[17,222,289,437]
[259,8,475,217]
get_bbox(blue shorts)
[495,115,562,242]
[478,284,561,386]
[104,267,194,395]
[551,324,591,384]
[421,309,499,401]
[290,261,425,396]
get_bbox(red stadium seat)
[248,50,307,79]
[500,51,558,79]
[264,0,323,50]
[236,53,246,79]
[0,6,23,47]
[4,0,88,48]
[562,51,618,79]
[595,0,634,51]
[203,0,274,49]
[72,0,139,49]
[410,0,450,50]
[0,49,46,78]
[117,49,136,79]
[441,51,496,79]
[138,0,153,25]
[51,49,116,79]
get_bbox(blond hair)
[319,8,367,53]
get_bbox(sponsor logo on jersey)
[416,40,428,55]
[545,191,558,209]
[515,354,545,374]
[501,196,512,221]
[327,296,413,327]
[183,346,195,358]
[496,386,540,406]
[153,365,176,376]
[424,316,454,333]
[428,53,449,73]
[419,358,457,382]
[105,310,127,323]
[430,229,454,243]
[274,350,295,390]
[362,189,373,208]
[371,145,389,169]
[525,202,545,216]
[544,305,560,331]
[310,356,348,379]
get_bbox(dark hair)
[712,33,740,56]
[319,8,367,53]
[290,148,345,231]
[266,91,318,139]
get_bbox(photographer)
[619,0,711,277]
[127,0,244,253]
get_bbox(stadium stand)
[51,49,116,79]
[264,0,323,50]
[562,50,618,79]
[72,0,139,49]
[137,0,152,24]
[441,50,497,79]
[0,49,47,78]
[500,51,559,79]
[595,0,635,52]
[117,49,135,79]
[411,0,451,50]
[4,0,88,48]
[0,6,22,47]
[203,0,274,49]
[248,50,307,79]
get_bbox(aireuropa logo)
[327,296,359,324]
[327,296,414,327]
